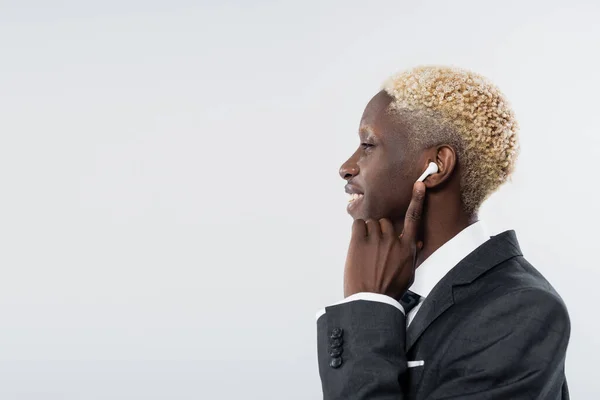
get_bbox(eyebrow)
[359,125,377,140]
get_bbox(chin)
[348,210,371,221]
[347,210,365,221]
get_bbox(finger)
[402,182,426,244]
[365,219,381,239]
[379,218,394,236]
[398,256,416,290]
[351,219,368,239]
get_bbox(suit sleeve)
[428,288,570,399]
[317,299,408,400]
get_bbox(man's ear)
[422,145,457,189]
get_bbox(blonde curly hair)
[382,65,520,214]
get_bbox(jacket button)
[329,356,343,369]
[329,338,343,348]
[330,328,343,339]
[328,347,343,357]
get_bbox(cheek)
[365,172,404,210]
[383,156,412,191]
[361,153,414,210]
[388,155,414,180]
[382,161,415,214]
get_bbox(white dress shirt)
[316,221,491,327]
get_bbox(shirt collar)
[409,221,490,299]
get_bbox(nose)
[339,158,359,180]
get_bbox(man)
[316,66,570,399]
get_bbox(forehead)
[359,90,407,141]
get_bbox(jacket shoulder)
[464,255,568,313]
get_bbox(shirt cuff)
[315,292,405,321]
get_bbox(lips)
[346,193,364,214]
[345,183,364,214]
[344,184,363,195]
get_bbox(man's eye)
[361,143,374,150]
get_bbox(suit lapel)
[406,230,523,351]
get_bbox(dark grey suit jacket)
[317,231,570,399]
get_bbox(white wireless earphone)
[416,162,439,182]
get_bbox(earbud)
[416,162,439,182]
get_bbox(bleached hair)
[382,65,519,214]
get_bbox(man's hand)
[343,182,426,299]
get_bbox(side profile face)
[339,90,423,221]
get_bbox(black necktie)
[400,290,422,314]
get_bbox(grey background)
[1,0,598,398]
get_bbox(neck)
[394,193,478,269]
